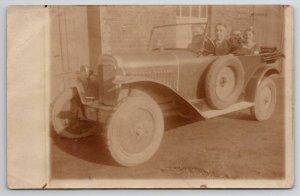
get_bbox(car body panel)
[237,55,267,87]
[114,50,219,100]
[170,51,218,100]
[111,51,279,102]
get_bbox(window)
[176,5,208,20]
[200,6,207,18]
[175,6,209,47]
[191,6,199,17]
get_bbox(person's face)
[192,26,204,37]
[230,30,241,39]
[215,25,227,41]
[244,31,254,42]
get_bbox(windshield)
[148,23,208,52]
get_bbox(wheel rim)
[258,86,272,111]
[107,92,164,166]
[117,107,155,154]
[216,66,236,101]
[256,83,275,118]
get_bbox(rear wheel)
[105,90,164,167]
[51,88,97,139]
[251,78,277,121]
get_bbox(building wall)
[100,5,284,54]
[210,5,284,48]
[252,5,284,48]
[49,6,90,100]
[210,5,254,37]
[48,5,284,100]
[100,5,177,54]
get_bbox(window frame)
[176,5,208,19]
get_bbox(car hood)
[101,50,216,73]
[113,51,180,70]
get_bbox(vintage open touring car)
[51,23,284,166]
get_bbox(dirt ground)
[50,78,285,180]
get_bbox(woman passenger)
[242,28,260,55]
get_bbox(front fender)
[114,75,176,87]
[245,66,280,102]
[113,76,207,119]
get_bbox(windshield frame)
[147,22,209,52]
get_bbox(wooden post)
[87,6,102,71]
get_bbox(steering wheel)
[198,36,215,56]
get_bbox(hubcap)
[117,107,155,154]
[216,66,236,101]
[257,85,272,112]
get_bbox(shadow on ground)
[51,115,196,167]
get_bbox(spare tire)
[205,54,245,109]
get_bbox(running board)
[200,101,254,119]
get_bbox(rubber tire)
[205,54,245,109]
[105,89,164,167]
[51,88,96,139]
[251,78,277,121]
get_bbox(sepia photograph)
[7,4,293,188]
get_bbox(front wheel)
[105,90,164,167]
[251,78,277,121]
[51,88,97,139]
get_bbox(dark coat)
[214,39,231,55]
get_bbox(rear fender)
[245,66,280,102]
